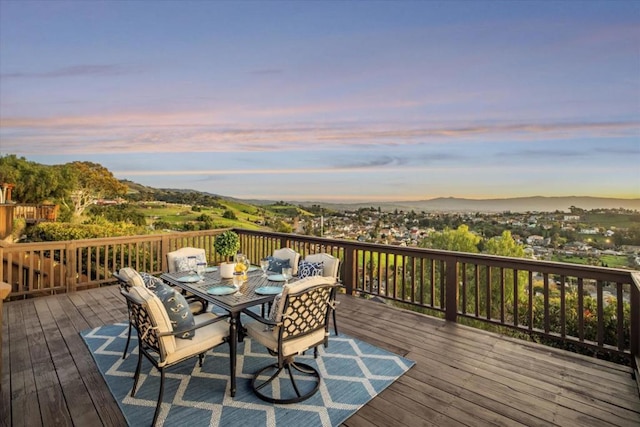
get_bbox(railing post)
[66,241,77,292]
[343,245,356,295]
[0,281,11,390]
[445,256,459,322]
[631,272,640,393]
[161,234,170,272]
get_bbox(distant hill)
[304,196,640,213]
[122,181,639,213]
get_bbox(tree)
[420,224,480,253]
[60,161,128,221]
[485,230,525,257]
[0,154,70,203]
[222,209,237,220]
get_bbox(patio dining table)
[160,267,288,397]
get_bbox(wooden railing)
[0,230,229,298]
[1,228,639,372]
[13,204,59,223]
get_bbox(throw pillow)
[139,272,164,290]
[152,282,196,339]
[266,256,290,274]
[298,260,324,279]
[268,293,284,329]
[174,254,207,273]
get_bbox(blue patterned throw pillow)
[298,261,324,279]
[152,282,196,339]
[266,256,290,274]
[139,272,164,290]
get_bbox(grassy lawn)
[553,254,630,268]
[135,201,269,231]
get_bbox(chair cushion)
[152,282,196,339]
[164,313,229,367]
[266,256,290,273]
[245,320,325,358]
[119,267,145,287]
[297,260,323,279]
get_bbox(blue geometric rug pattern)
[81,323,414,426]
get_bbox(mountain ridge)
[246,196,640,213]
[122,181,639,213]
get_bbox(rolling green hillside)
[123,181,312,231]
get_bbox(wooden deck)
[2,286,639,427]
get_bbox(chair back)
[116,267,145,289]
[166,247,206,273]
[121,285,177,359]
[272,247,301,276]
[304,253,340,279]
[275,276,336,343]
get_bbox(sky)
[0,0,639,203]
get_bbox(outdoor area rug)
[80,322,415,427]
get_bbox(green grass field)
[553,254,630,268]
[135,200,273,231]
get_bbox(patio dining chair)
[271,247,301,276]
[121,285,230,426]
[166,247,209,312]
[166,247,207,273]
[114,267,206,360]
[241,276,338,404]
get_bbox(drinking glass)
[282,267,293,285]
[196,262,206,281]
[232,271,244,296]
[242,256,251,280]
[260,258,270,277]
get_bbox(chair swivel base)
[251,361,321,404]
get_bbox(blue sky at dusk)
[1,0,638,202]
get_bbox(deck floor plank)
[7,302,41,427]
[2,286,639,427]
[43,295,127,427]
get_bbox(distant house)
[580,228,599,235]
[526,235,545,245]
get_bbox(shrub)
[26,221,144,241]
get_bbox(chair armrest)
[112,271,131,290]
[157,314,230,338]
[241,308,281,327]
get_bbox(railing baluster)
[597,280,604,348]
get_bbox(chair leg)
[198,353,205,367]
[332,307,338,336]
[131,349,143,396]
[286,365,302,397]
[252,361,320,404]
[123,322,132,359]
[152,369,165,427]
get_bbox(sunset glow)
[1,1,638,202]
